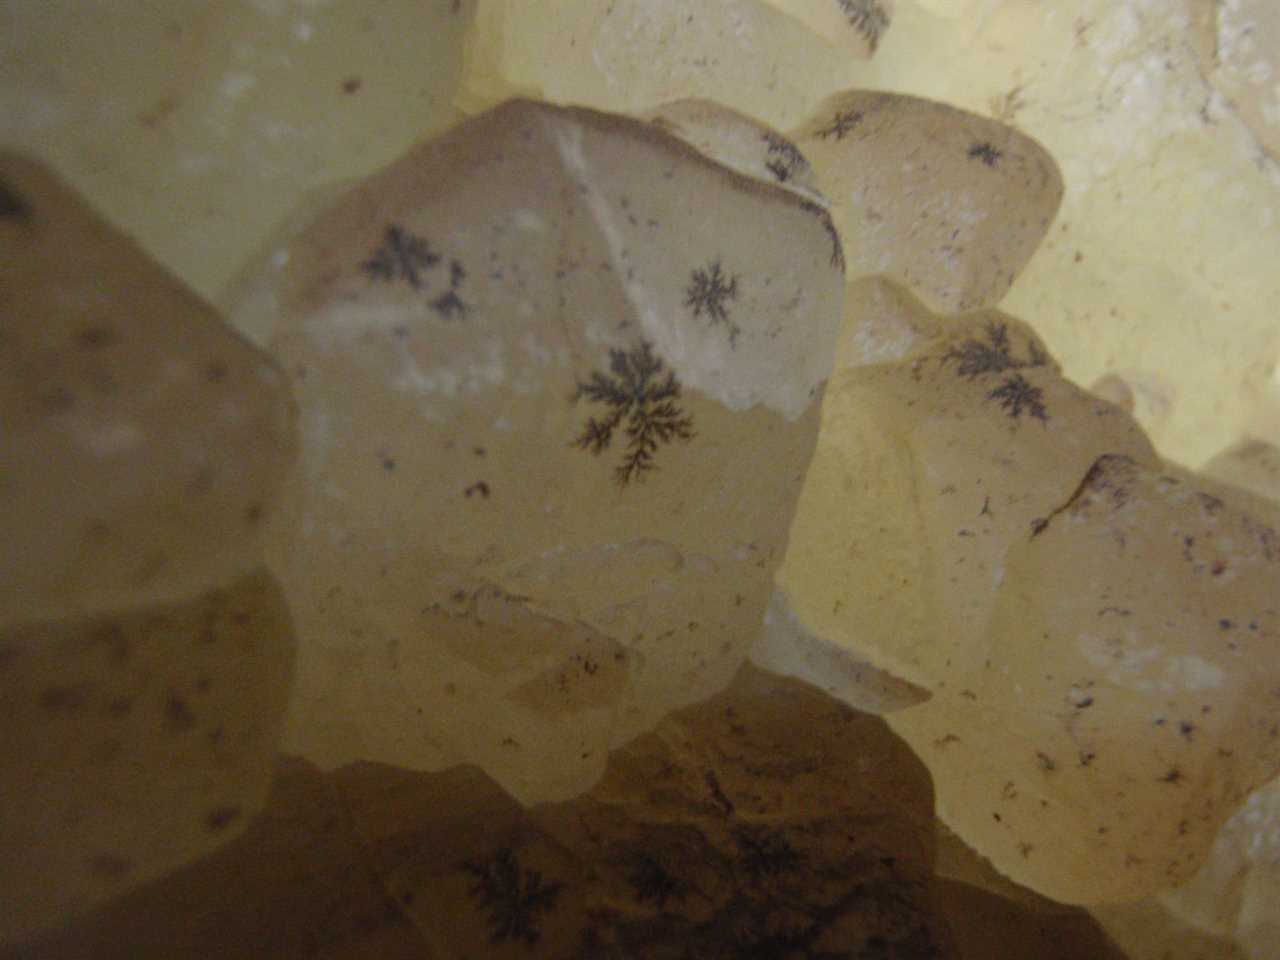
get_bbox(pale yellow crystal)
[0,570,296,945]
[792,90,1064,315]
[781,306,1154,690]
[0,1,476,302]
[894,457,1280,903]
[229,99,844,804]
[0,153,296,626]
[779,292,1280,903]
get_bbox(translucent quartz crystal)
[227,99,844,804]
[0,153,296,625]
[792,91,1064,315]
[0,570,296,944]
[778,289,1280,903]
[0,0,475,301]
[0,155,298,944]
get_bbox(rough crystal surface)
[228,99,844,804]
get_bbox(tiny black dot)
[205,804,242,832]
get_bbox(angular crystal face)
[227,99,845,803]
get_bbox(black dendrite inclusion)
[685,259,741,343]
[942,320,1050,422]
[463,848,563,945]
[361,223,468,318]
[572,340,695,487]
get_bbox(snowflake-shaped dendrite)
[685,260,741,343]
[572,340,695,487]
[815,108,865,141]
[463,848,563,946]
[838,0,892,52]
[988,374,1049,422]
[362,225,440,289]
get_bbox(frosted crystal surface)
[228,99,844,804]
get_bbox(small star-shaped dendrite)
[462,848,563,946]
[815,108,864,141]
[685,260,741,343]
[988,374,1049,422]
[362,225,440,289]
[571,340,695,487]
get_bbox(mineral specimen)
[792,90,1065,315]
[228,99,844,805]
[0,155,298,943]
[778,287,1280,903]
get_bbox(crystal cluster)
[4,0,1280,955]
[778,282,1280,903]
